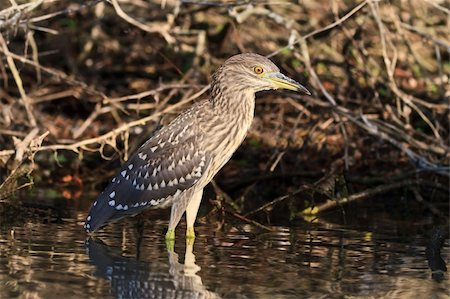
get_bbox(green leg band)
[166,229,175,240]
[165,229,175,252]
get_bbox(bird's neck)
[210,82,255,126]
[202,82,256,179]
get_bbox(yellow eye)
[254,66,264,74]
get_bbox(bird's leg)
[166,198,187,243]
[186,189,203,241]
[166,206,179,251]
[166,205,181,240]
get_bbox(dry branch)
[0,0,448,211]
[301,179,447,214]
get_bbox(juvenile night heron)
[84,53,310,240]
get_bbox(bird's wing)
[85,110,211,232]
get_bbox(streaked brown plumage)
[84,53,310,240]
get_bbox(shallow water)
[0,194,448,299]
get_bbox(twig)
[0,32,36,126]
[0,48,106,98]
[223,170,323,190]
[26,31,41,83]
[210,180,272,231]
[0,164,34,200]
[109,0,175,44]
[297,41,335,105]
[268,0,371,57]
[294,33,448,174]
[210,179,240,211]
[244,184,311,217]
[34,85,209,153]
[369,1,441,139]
[72,104,113,139]
[105,84,200,104]
[400,22,450,51]
[0,129,27,137]
[13,128,39,162]
[301,179,447,214]
[227,209,273,232]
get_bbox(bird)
[84,53,310,241]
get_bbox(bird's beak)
[265,72,311,95]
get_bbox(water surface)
[0,194,448,298]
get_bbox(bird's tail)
[84,184,118,233]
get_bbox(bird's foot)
[186,227,195,245]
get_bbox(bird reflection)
[85,238,220,299]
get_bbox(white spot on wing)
[121,170,127,177]
[109,200,115,206]
[87,216,91,221]
[109,191,116,198]
[116,204,123,210]
[128,164,133,170]
[138,152,147,160]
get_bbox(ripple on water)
[0,195,448,299]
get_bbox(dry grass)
[0,0,448,209]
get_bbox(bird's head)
[212,53,311,95]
